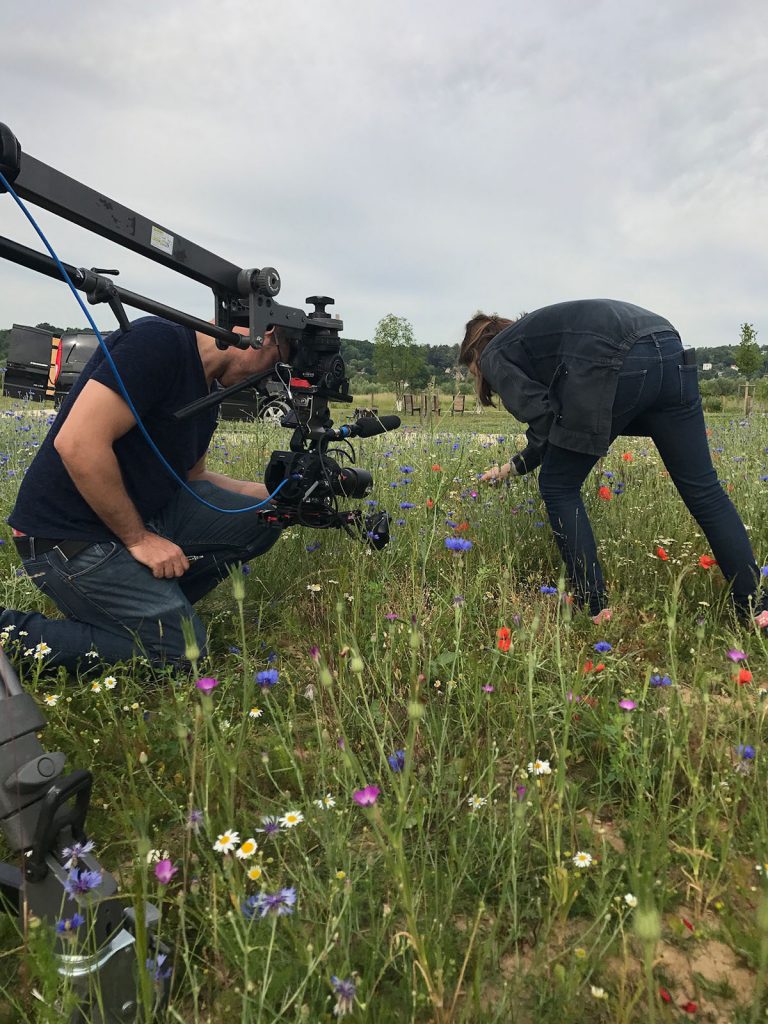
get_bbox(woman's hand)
[480,461,516,484]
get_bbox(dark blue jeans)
[537,332,764,616]
[0,481,282,671]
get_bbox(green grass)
[0,394,767,1022]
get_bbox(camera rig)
[0,122,400,1020]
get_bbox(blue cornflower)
[331,976,357,1017]
[146,953,172,982]
[761,566,768,577]
[736,744,756,760]
[256,668,279,688]
[388,749,406,772]
[445,537,473,552]
[305,541,321,553]
[540,585,558,595]
[390,481,400,488]
[62,839,95,869]
[63,869,102,898]
[399,502,416,509]
[650,674,672,687]
[395,518,406,526]
[445,519,458,528]
[241,564,251,575]
[55,913,85,933]
[594,641,612,653]
[255,815,281,836]
[243,886,297,919]
[400,466,414,474]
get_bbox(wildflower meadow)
[0,397,767,1023]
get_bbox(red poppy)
[598,485,613,500]
[659,988,672,1004]
[738,668,752,685]
[656,547,669,561]
[582,660,606,674]
[426,499,434,509]
[431,464,442,472]
[698,555,717,569]
[622,452,633,462]
[496,627,511,653]
[456,521,469,532]
[682,917,694,931]
[681,1001,697,1013]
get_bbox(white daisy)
[248,706,263,719]
[235,838,257,860]
[624,893,638,908]
[313,793,336,810]
[467,794,487,810]
[527,758,552,776]
[103,676,118,689]
[247,865,263,881]
[279,810,304,828]
[43,694,60,707]
[213,829,240,854]
[572,851,593,869]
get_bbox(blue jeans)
[537,332,764,616]
[1,481,282,670]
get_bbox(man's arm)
[53,380,190,579]
[187,455,271,502]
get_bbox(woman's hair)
[458,312,514,406]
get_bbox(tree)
[735,322,763,379]
[372,314,428,406]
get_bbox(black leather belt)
[13,537,91,560]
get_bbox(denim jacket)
[478,299,678,472]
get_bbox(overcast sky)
[1,0,766,348]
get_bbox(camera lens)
[334,467,372,499]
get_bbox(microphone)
[324,415,401,441]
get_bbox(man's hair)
[458,312,514,407]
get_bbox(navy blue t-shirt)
[9,317,218,541]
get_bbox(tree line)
[1,318,765,396]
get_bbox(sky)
[0,0,766,349]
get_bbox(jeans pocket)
[679,364,699,406]
[55,542,121,581]
[612,369,647,418]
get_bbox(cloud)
[1,0,765,348]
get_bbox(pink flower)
[154,859,178,885]
[727,649,746,663]
[195,677,219,693]
[618,699,637,711]
[482,684,495,693]
[352,785,380,806]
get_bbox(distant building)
[702,362,713,371]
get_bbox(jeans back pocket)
[679,363,699,407]
[612,368,648,419]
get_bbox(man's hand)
[480,461,517,484]
[127,533,190,579]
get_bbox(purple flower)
[650,674,672,687]
[387,750,406,772]
[540,585,558,595]
[62,839,95,869]
[727,648,747,662]
[255,815,282,837]
[146,953,172,982]
[195,677,219,694]
[453,595,465,606]
[187,808,204,833]
[352,785,380,806]
[256,668,279,688]
[399,466,414,474]
[618,699,637,711]
[445,537,473,552]
[482,684,495,693]
[515,785,527,801]
[309,645,320,661]
[594,641,612,653]
[63,868,102,898]
[736,744,756,760]
[399,502,416,510]
[242,887,297,919]
[154,859,178,885]
[384,612,398,621]
[55,913,85,933]
[331,975,357,1017]
[761,566,768,577]
[305,541,321,553]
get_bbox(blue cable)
[0,167,286,514]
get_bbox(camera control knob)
[306,296,334,318]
